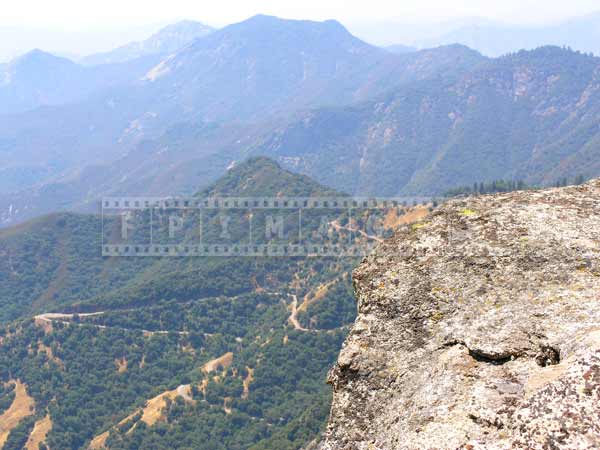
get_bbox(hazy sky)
[0,0,599,61]
[1,0,599,29]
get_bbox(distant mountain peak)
[4,49,77,80]
[227,14,356,37]
[245,13,280,22]
[243,14,343,25]
[137,14,385,120]
[420,43,484,58]
[82,20,214,66]
[161,19,211,29]
[144,20,214,48]
[12,49,72,65]
[19,48,47,58]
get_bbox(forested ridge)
[0,158,369,449]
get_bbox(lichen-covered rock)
[321,180,600,450]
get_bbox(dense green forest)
[1,292,348,449]
[0,158,375,449]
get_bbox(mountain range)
[2,12,600,450]
[0,49,160,114]
[0,20,214,115]
[1,15,600,228]
[249,46,600,195]
[373,12,600,57]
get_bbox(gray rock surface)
[321,179,600,450]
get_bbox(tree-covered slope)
[0,157,341,323]
[0,158,371,449]
[248,46,600,195]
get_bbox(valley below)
[1,9,600,450]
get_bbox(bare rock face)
[321,180,600,450]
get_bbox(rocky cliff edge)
[322,179,600,450]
